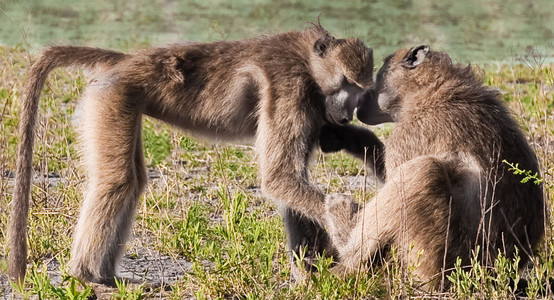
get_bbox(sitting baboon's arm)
[319,123,385,183]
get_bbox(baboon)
[320,119,386,185]
[8,25,375,285]
[320,45,545,289]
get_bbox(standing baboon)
[320,45,545,289]
[8,25,375,285]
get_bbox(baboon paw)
[330,262,355,278]
[319,124,345,153]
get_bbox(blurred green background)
[0,0,552,63]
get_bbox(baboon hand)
[319,124,347,153]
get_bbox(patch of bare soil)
[118,246,192,287]
[0,272,11,300]
[0,246,192,299]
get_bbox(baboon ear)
[314,35,334,57]
[401,45,429,69]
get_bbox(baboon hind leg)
[70,91,147,285]
[333,156,453,286]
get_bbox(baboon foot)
[89,276,168,299]
[329,263,348,278]
[70,260,116,287]
[329,259,364,279]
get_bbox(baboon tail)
[8,46,128,283]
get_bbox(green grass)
[0,47,553,298]
[0,0,552,63]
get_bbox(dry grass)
[0,46,552,299]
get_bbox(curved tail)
[8,46,128,283]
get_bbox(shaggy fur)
[321,45,545,289]
[9,25,374,285]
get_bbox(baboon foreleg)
[70,91,146,285]
[269,180,335,273]
[256,114,335,272]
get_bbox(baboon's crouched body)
[322,46,545,289]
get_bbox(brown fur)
[8,25,374,285]
[322,46,545,290]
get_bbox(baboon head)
[357,45,444,125]
[310,34,374,125]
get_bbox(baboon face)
[311,35,374,125]
[356,45,433,125]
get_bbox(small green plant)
[142,121,172,166]
[10,264,92,300]
[448,247,524,298]
[220,187,248,241]
[49,276,92,300]
[503,160,544,184]
[10,278,32,299]
[179,136,198,151]
[113,277,144,300]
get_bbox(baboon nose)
[340,118,350,125]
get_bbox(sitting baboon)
[320,45,545,289]
[9,24,376,285]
